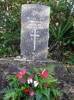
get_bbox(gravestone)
[20,4,50,60]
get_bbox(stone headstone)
[20,4,50,60]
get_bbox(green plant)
[3,67,60,100]
[63,53,74,64]
[48,0,74,61]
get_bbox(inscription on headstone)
[20,4,50,60]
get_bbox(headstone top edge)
[21,4,50,16]
[21,4,50,8]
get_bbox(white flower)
[27,78,33,84]
[56,22,59,26]
[34,81,39,87]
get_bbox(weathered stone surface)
[20,4,50,60]
[54,65,74,100]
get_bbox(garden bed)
[0,57,74,100]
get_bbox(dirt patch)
[55,65,74,100]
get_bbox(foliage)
[63,53,74,64]
[3,67,60,100]
[48,0,74,61]
[0,0,27,57]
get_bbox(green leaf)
[50,88,60,98]
[3,90,17,100]
[42,88,50,100]
[36,92,42,100]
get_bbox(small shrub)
[3,66,60,100]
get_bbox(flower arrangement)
[3,67,60,100]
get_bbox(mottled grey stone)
[20,4,50,60]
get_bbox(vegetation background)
[0,0,74,64]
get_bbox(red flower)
[16,68,26,79]
[16,72,22,79]
[23,88,30,94]
[40,69,48,78]
[20,68,26,75]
